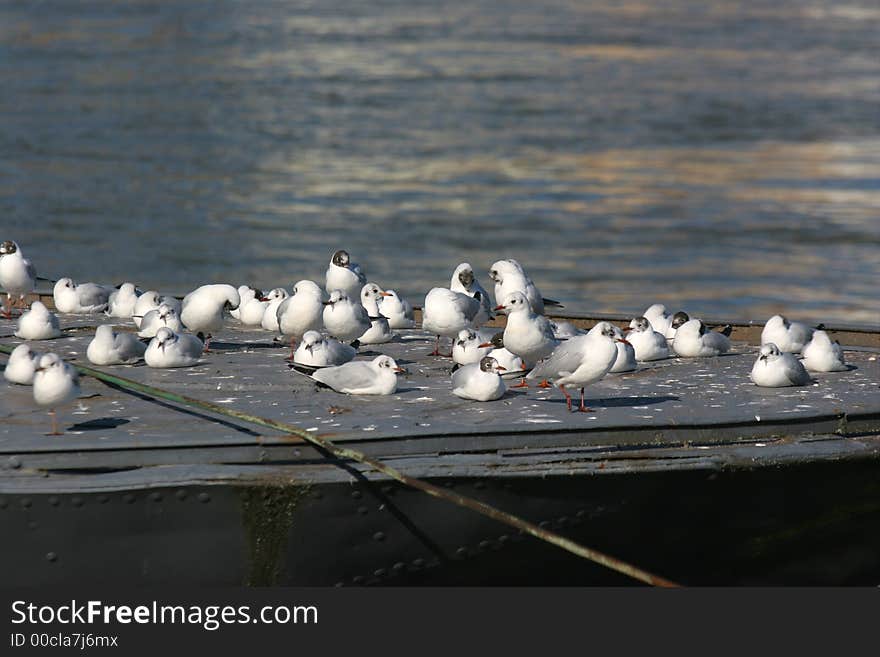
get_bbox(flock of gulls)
[0,240,851,435]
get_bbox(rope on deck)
[0,342,679,587]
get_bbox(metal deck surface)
[1,311,878,492]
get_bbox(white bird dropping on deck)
[488,258,560,314]
[87,325,147,365]
[452,356,507,402]
[750,343,812,387]
[526,321,622,412]
[106,283,139,318]
[801,330,848,372]
[672,319,731,357]
[323,289,371,344]
[0,240,36,316]
[451,263,494,325]
[325,249,367,299]
[4,343,41,385]
[180,284,240,335]
[33,353,81,435]
[292,331,356,368]
[144,327,203,368]
[495,291,559,377]
[260,288,289,332]
[14,301,62,340]
[53,278,113,314]
[626,316,669,361]
[378,289,415,329]
[358,283,394,345]
[311,355,404,395]
[761,314,814,353]
[277,280,325,347]
[137,303,183,338]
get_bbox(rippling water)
[2,0,878,324]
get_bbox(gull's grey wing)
[453,291,482,322]
[790,322,814,348]
[77,283,112,308]
[536,315,559,343]
[352,263,367,285]
[326,341,357,365]
[527,335,587,380]
[782,354,812,385]
[312,361,377,392]
[114,331,147,360]
[24,258,37,281]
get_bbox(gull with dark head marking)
[277,280,325,356]
[452,355,507,402]
[422,287,484,356]
[53,278,113,314]
[33,353,81,435]
[0,240,36,317]
[144,327,204,368]
[761,314,814,353]
[494,291,558,387]
[750,343,812,387]
[87,324,147,365]
[666,311,690,341]
[325,249,367,299]
[292,330,356,369]
[323,289,371,346]
[451,263,494,325]
[4,343,42,385]
[489,258,561,314]
[310,355,404,395]
[626,316,669,361]
[801,330,848,372]
[477,332,526,377]
[672,319,730,357]
[526,321,624,412]
[358,283,394,345]
[15,301,61,340]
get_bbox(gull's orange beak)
[495,365,507,371]
[258,296,269,302]
[380,292,392,297]
[478,342,493,348]
[493,304,505,311]
[616,338,632,346]
[393,366,405,373]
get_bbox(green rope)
[0,341,679,587]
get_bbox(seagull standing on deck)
[323,289,371,346]
[526,321,624,412]
[451,263,494,325]
[422,287,484,356]
[277,280,325,356]
[378,289,415,329]
[33,353,81,435]
[488,259,561,314]
[0,240,36,318]
[494,291,559,387]
[180,284,240,350]
[325,250,367,299]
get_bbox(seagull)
[277,280,325,356]
[801,330,848,372]
[450,263,494,325]
[323,289,371,345]
[761,315,815,353]
[0,240,36,317]
[452,328,494,366]
[476,332,527,377]
[33,353,81,435]
[310,355,404,395]
[666,311,690,341]
[488,258,561,314]
[291,330,356,369]
[87,324,147,365]
[378,289,415,329]
[230,285,258,320]
[358,283,394,345]
[4,343,41,385]
[626,316,669,361]
[237,288,268,326]
[137,303,183,338]
[53,278,113,314]
[259,288,290,332]
[494,291,559,387]
[526,321,624,412]
[609,324,638,373]
[106,283,140,319]
[14,301,62,340]
[643,304,672,337]
[132,291,162,329]
[180,284,240,350]
[750,343,812,387]
[672,319,731,357]
[452,356,507,402]
[144,327,204,368]
[325,249,367,299]
[422,287,484,356]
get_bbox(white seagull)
[144,327,204,368]
[452,356,507,402]
[291,330,356,369]
[310,355,404,395]
[237,288,269,326]
[277,280,325,355]
[609,324,637,373]
[476,332,527,377]
[180,283,240,349]
[750,343,812,387]
[666,311,690,341]
[643,304,673,337]
[15,301,62,340]
[761,315,815,353]
[323,289,371,345]
[137,303,183,338]
[672,319,731,357]
[87,324,147,365]
[422,287,484,356]
[0,240,36,317]
[489,258,561,315]
[378,289,415,329]
[626,316,669,361]
[259,288,290,332]
[53,278,113,314]
[526,321,624,412]
[132,291,162,329]
[4,343,42,385]
[450,263,494,325]
[106,283,140,319]
[358,283,394,345]
[494,291,559,387]
[230,285,258,320]
[801,330,848,372]
[33,353,81,435]
[325,249,367,299]
[452,328,494,366]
